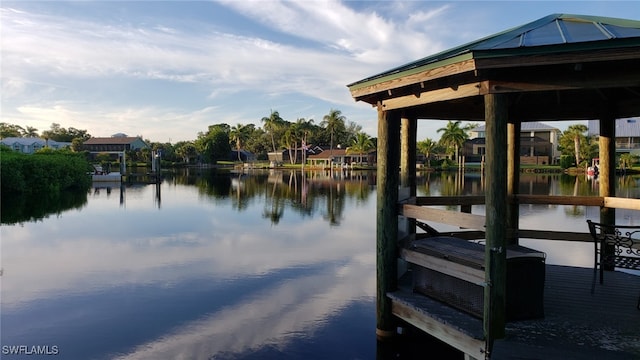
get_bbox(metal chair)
[587,220,640,309]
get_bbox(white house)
[588,118,640,155]
[0,137,71,154]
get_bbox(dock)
[390,265,640,359]
[345,13,640,360]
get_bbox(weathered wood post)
[599,115,616,270]
[399,115,417,291]
[507,120,520,245]
[400,114,417,231]
[400,114,417,193]
[484,93,508,350]
[599,115,616,220]
[376,105,401,339]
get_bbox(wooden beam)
[401,204,486,230]
[349,59,477,100]
[604,196,640,211]
[474,47,640,70]
[480,74,640,94]
[518,229,592,242]
[415,196,485,206]
[381,83,481,111]
[400,248,485,285]
[515,195,604,206]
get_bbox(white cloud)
[3,1,619,142]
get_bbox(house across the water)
[0,137,71,154]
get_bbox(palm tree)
[175,142,197,164]
[261,110,284,153]
[562,124,589,166]
[296,118,314,168]
[346,132,374,165]
[619,153,637,170]
[437,120,468,161]
[417,138,437,168]
[296,118,314,146]
[321,109,346,161]
[229,124,249,162]
[24,126,39,138]
[282,122,300,165]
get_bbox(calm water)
[2,169,639,360]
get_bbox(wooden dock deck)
[390,265,640,359]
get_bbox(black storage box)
[411,236,545,321]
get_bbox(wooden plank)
[381,83,481,111]
[416,194,628,210]
[402,204,486,230]
[474,48,640,70]
[390,295,486,360]
[349,58,477,99]
[416,196,485,206]
[518,229,592,242]
[401,248,485,285]
[604,196,640,211]
[436,231,486,240]
[515,194,604,206]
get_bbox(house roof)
[1,137,45,145]
[474,122,559,132]
[348,14,640,91]
[307,149,348,159]
[589,117,640,137]
[84,137,143,145]
[0,137,70,146]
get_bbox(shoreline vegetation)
[0,147,92,195]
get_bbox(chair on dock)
[587,220,640,309]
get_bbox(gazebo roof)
[348,14,640,122]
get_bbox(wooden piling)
[599,115,616,269]
[376,105,401,339]
[484,94,508,348]
[507,120,520,245]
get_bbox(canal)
[1,169,638,359]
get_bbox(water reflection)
[1,169,378,360]
[1,170,639,359]
[1,189,87,224]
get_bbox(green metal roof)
[348,14,640,89]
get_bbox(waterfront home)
[0,137,70,154]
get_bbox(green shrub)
[559,155,575,169]
[1,147,92,195]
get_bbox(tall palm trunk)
[573,135,581,166]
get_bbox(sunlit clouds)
[2,2,639,141]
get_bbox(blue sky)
[2,1,640,143]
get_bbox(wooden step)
[388,285,486,359]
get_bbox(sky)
[2,1,640,143]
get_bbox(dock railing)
[402,195,640,243]
[394,194,640,359]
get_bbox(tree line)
[1,109,374,165]
[4,119,634,168]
